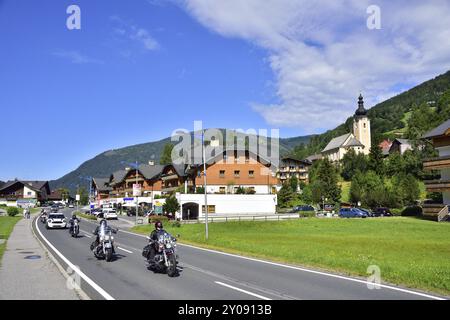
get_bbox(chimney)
[148,160,155,166]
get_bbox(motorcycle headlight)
[166,243,172,249]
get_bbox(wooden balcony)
[424,180,450,192]
[161,174,179,181]
[423,155,450,170]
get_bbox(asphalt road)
[33,209,445,300]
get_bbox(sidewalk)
[0,214,81,300]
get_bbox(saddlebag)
[142,244,151,258]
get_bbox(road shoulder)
[0,214,83,300]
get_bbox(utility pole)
[202,130,209,240]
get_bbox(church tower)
[353,94,371,155]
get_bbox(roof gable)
[322,133,353,153]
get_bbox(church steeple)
[355,93,367,116]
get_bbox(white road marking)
[118,229,445,300]
[80,230,92,238]
[117,247,133,254]
[215,281,271,300]
[34,218,115,300]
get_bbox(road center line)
[117,247,133,254]
[215,281,271,300]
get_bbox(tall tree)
[312,158,341,204]
[277,182,296,208]
[341,149,368,181]
[160,143,174,165]
[289,176,299,193]
[368,145,385,176]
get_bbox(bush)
[391,208,403,216]
[7,207,20,217]
[401,206,423,217]
[299,211,316,218]
[148,215,169,224]
[171,220,181,228]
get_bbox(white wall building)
[176,193,277,220]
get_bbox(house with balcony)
[92,178,113,201]
[276,157,312,187]
[109,163,164,199]
[421,119,450,222]
[0,180,50,207]
[189,149,279,195]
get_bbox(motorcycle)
[40,214,47,224]
[93,228,117,262]
[69,220,80,238]
[142,231,178,277]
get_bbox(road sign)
[124,197,134,201]
[76,194,80,201]
[133,184,142,197]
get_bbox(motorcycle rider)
[68,214,80,234]
[91,219,116,253]
[147,221,165,266]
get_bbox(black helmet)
[100,219,107,226]
[72,214,77,219]
[155,221,163,230]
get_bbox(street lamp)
[79,175,93,214]
[195,129,219,240]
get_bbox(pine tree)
[313,158,341,204]
[368,145,384,176]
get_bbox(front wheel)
[167,254,177,277]
[105,248,113,262]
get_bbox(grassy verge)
[76,212,97,221]
[0,216,22,264]
[132,217,450,296]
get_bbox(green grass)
[0,216,22,264]
[76,212,97,221]
[132,217,450,296]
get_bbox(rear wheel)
[167,255,177,277]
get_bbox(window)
[248,170,254,177]
[219,170,225,178]
[234,170,240,177]
[27,192,32,196]
[202,205,216,213]
[219,187,226,194]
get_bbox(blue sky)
[1,0,450,181]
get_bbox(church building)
[321,94,372,162]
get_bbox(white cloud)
[110,15,160,52]
[53,50,104,64]
[180,0,450,132]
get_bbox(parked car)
[103,208,118,220]
[46,213,68,229]
[50,205,59,213]
[356,208,373,217]
[68,203,74,208]
[372,207,392,217]
[293,205,316,212]
[339,208,368,218]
